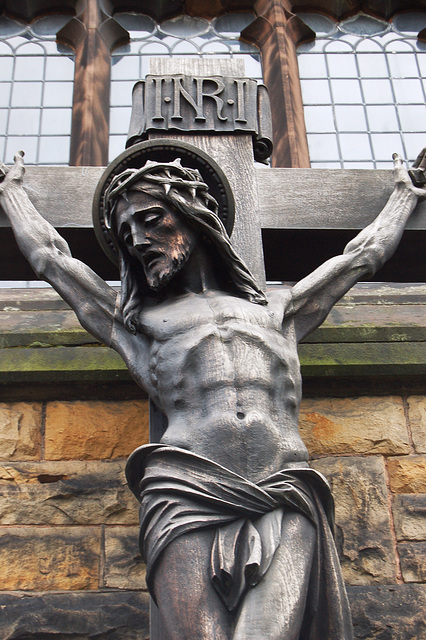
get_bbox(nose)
[131,225,150,251]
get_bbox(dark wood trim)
[58,0,128,167]
[290,0,426,22]
[103,1,426,23]
[0,0,78,21]
[242,0,313,167]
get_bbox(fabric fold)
[126,444,353,639]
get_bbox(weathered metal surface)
[92,139,236,266]
[127,75,273,164]
[128,76,273,164]
[139,76,258,134]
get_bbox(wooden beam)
[257,168,426,231]
[0,166,425,281]
[4,166,425,231]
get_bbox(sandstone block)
[299,396,410,457]
[407,396,426,453]
[0,460,139,525]
[0,403,41,460]
[348,584,426,640]
[388,455,426,493]
[104,526,147,590]
[45,400,149,460]
[312,456,396,584]
[0,591,150,640]
[393,494,426,541]
[0,526,100,590]
[398,542,426,582]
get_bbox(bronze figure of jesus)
[0,145,424,640]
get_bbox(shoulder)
[266,287,294,313]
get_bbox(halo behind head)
[93,139,235,265]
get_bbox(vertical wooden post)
[148,58,266,289]
[242,0,314,168]
[58,0,128,166]
[147,57,267,639]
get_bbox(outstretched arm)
[284,152,426,343]
[0,152,117,345]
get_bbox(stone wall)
[0,394,425,639]
[0,399,151,639]
[303,396,426,640]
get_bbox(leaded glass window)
[109,12,262,160]
[297,12,426,168]
[0,14,74,165]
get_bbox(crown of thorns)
[103,158,220,231]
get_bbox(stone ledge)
[0,284,424,382]
[0,341,424,383]
[298,341,426,377]
[0,585,423,639]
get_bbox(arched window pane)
[341,14,388,36]
[393,12,426,34]
[297,11,426,168]
[0,16,74,165]
[113,13,155,37]
[109,12,262,161]
[161,16,209,37]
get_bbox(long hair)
[103,158,267,333]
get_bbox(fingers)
[392,152,404,169]
[10,150,26,182]
[14,150,25,163]
[0,152,26,192]
[0,162,9,191]
[392,153,407,183]
[411,147,426,170]
[391,153,425,196]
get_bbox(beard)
[145,236,194,292]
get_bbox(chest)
[138,292,286,342]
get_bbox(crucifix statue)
[0,70,425,639]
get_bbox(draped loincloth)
[126,444,353,639]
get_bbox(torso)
[113,289,309,482]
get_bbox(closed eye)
[139,209,163,226]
